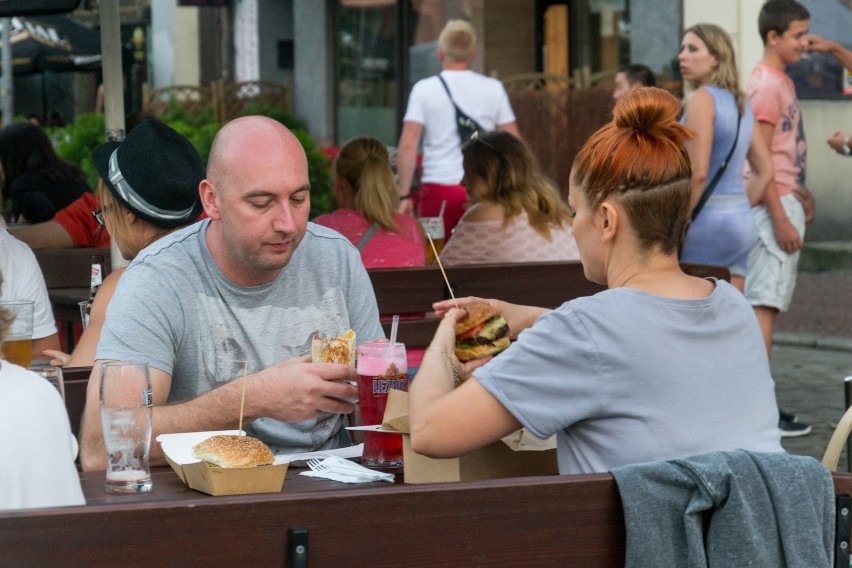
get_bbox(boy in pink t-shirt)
[744,0,814,438]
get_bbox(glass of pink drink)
[356,342,408,468]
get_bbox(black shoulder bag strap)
[436,74,485,141]
[691,104,742,222]
[356,223,380,251]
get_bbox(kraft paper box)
[157,430,287,496]
[382,389,558,484]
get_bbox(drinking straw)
[438,199,447,221]
[237,361,248,435]
[426,233,459,310]
[389,315,400,349]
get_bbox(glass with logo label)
[355,342,408,468]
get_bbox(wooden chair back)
[33,247,111,290]
[368,261,730,348]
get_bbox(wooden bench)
[33,248,111,350]
[368,261,730,347]
[0,467,848,566]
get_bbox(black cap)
[92,120,204,228]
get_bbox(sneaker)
[779,416,812,438]
[779,409,799,423]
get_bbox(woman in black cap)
[46,120,205,367]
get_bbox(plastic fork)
[304,457,394,482]
[306,457,369,474]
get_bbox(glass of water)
[100,362,153,494]
[28,365,65,402]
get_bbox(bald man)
[80,117,384,470]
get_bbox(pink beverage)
[356,342,408,468]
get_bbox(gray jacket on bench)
[611,450,835,568]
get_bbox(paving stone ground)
[767,268,852,469]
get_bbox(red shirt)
[53,193,110,248]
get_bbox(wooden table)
[0,466,626,567]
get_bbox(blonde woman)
[314,136,425,269]
[678,23,774,292]
[45,120,204,368]
[439,131,578,266]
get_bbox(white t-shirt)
[475,280,783,475]
[0,220,57,340]
[0,361,85,510]
[403,70,516,185]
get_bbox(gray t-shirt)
[476,280,783,475]
[98,219,384,453]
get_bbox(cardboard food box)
[156,430,288,496]
[381,389,558,484]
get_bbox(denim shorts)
[744,193,806,312]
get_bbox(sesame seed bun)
[192,435,275,468]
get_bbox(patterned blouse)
[440,209,579,266]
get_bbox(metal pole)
[99,0,127,269]
[844,376,852,472]
[100,0,124,141]
[1,18,13,127]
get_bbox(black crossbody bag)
[691,105,742,223]
[437,74,485,143]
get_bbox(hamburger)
[311,329,356,367]
[192,434,275,468]
[454,302,511,362]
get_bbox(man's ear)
[199,179,220,220]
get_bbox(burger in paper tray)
[379,390,558,484]
[157,430,287,496]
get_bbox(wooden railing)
[142,79,291,123]
[502,72,683,192]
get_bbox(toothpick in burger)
[454,302,511,362]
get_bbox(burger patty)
[456,318,509,347]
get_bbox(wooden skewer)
[426,233,459,310]
[237,361,248,435]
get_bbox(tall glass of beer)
[419,217,445,264]
[1,301,34,367]
[355,342,408,468]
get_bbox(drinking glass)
[79,300,90,329]
[419,217,445,265]
[1,300,34,367]
[100,362,153,493]
[355,342,408,468]
[28,365,65,403]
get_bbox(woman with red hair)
[409,87,783,475]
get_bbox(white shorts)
[744,193,806,312]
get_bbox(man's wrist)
[842,135,851,156]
